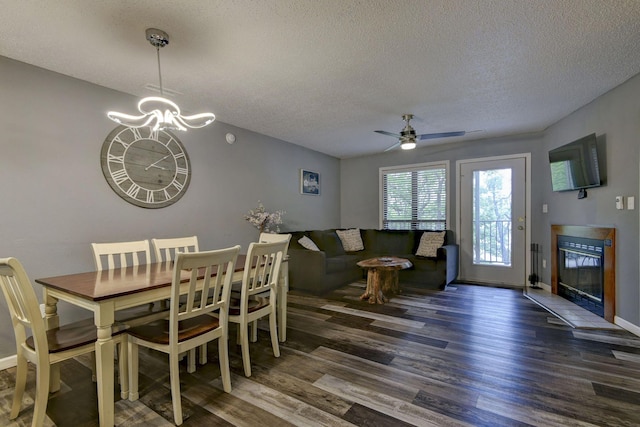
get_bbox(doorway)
[457,154,530,286]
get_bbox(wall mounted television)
[548,133,602,193]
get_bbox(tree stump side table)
[357,257,413,304]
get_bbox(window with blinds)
[380,162,448,230]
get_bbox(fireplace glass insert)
[556,235,604,317]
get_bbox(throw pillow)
[298,236,320,251]
[336,228,364,252]
[416,231,446,257]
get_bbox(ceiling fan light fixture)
[400,140,416,150]
[107,28,215,132]
[376,114,466,152]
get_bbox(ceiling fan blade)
[375,130,401,138]
[384,141,401,152]
[417,131,466,140]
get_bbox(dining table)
[35,254,288,427]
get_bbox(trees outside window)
[472,168,512,265]
[381,162,448,230]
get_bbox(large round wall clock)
[100,125,191,209]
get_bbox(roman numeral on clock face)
[108,154,124,164]
[126,183,141,198]
[113,136,130,149]
[111,168,129,185]
[130,127,143,140]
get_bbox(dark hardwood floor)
[3,282,640,426]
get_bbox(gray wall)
[341,133,545,231]
[341,72,640,328]
[0,56,340,358]
[539,73,640,326]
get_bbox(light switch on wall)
[616,196,624,210]
[628,196,635,210]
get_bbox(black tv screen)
[549,133,601,192]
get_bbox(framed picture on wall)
[300,169,320,195]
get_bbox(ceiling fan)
[375,114,466,151]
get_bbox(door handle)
[518,225,524,230]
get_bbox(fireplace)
[556,235,604,317]
[551,225,615,322]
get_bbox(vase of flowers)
[244,201,285,234]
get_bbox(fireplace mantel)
[551,225,615,322]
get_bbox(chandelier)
[107,28,215,131]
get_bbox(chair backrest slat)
[152,236,199,263]
[91,240,150,271]
[169,246,240,340]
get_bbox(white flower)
[244,201,285,233]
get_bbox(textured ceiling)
[2,0,640,158]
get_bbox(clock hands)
[145,155,170,171]
[148,164,167,170]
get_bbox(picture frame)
[300,169,320,195]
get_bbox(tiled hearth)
[524,286,619,330]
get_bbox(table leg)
[95,304,115,427]
[360,269,400,304]
[381,270,400,295]
[43,291,61,392]
[360,269,387,304]
[278,265,288,342]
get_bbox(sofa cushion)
[408,255,439,271]
[336,228,364,252]
[413,230,452,252]
[288,231,306,250]
[416,231,446,257]
[326,254,361,273]
[311,230,345,257]
[298,235,320,251]
[368,230,416,255]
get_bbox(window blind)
[381,163,447,230]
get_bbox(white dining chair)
[229,240,287,377]
[127,246,240,426]
[258,232,291,342]
[91,239,169,327]
[151,235,203,370]
[0,257,127,427]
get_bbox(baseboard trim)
[0,355,17,371]
[615,316,640,337]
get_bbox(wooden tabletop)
[357,256,412,270]
[35,256,247,302]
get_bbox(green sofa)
[287,228,458,295]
